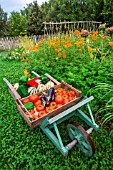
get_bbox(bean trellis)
[43,21,102,36]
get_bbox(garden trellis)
[43,21,102,36]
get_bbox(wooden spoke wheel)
[67,122,95,157]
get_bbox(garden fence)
[0,35,43,50]
[43,21,102,35]
[0,21,102,50]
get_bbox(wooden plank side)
[16,80,82,128]
[49,96,94,124]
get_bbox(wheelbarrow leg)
[40,119,68,156]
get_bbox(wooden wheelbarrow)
[3,71,99,157]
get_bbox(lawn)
[0,31,113,170]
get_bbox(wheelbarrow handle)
[31,71,40,78]
[45,73,60,85]
[3,77,21,100]
[3,78,11,85]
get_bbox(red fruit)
[38,111,46,118]
[50,102,57,110]
[34,100,42,107]
[22,98,30,104]
[68,90,76,97]
[29,94,39,103]
[63,98,69,105]
[55,95,63,104]
[36,104,45,112]
[56,104,62,108]
[46,106,54,114]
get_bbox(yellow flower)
[32,44,38,52]
[62,50,66,52]
[88,46,92,52]
[76,40,83,47]
[81,29,85,34]
[92,36,97,41]
[82,46,84,49]
[55,49,60,53]
[108,42,113,46]
[93,31,98,35]
[94,49,98,53]
[26,57,28,61]
[58,53,62,57]
[62,54,66,58]
[20,58,24,62]
[63,41,72,48]
[90,53,94,58]
[56,57,58,60]
[74,30,79,36]
[24,70,29,76]
[79,49,82,53]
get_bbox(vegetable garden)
[0,29,113,169]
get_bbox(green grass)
[0,50,113,170]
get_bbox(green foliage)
[4,47,26,60]
[0,32,113,169]
[94,81,113,125]
[0,5,7,37]
[27,1,44,35]
[7,11,27,36]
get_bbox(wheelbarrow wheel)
[67,122,95,157]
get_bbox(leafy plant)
[95,82,113,125]
[4,46,26,60]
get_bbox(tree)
[27,1,43,35]
[7,11,27,36]
[0,5,7,37]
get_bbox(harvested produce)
[29,94,39,103]
[24,102,34,110]
[45,81,54,90]
[13,83,19,90]
[27,77,40,88]
[17,85,29,97]
[19,75,28,83]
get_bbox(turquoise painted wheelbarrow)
[3,71,99,157]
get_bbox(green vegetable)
[19,75,28,83]
[24,102,34,110]
[17,85,29,97]
[41,75,49,84]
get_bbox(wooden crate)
[17,80,82,128]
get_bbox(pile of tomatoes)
[22,87,76,120]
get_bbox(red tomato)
[38,111,46,118]
[25,109,35,116]
[69,96,75,101]
[32,112,39,119]
[55,91,62,96]
[22,98,30,104]
[29,109,35,115]
[34,100,42,107]
[56,104,62,108]
[50,102,57,110]
[63,98,69,105]
[55,95,63,104]
[46,106,54,114]
[62,89,68,95]
[36,104,45,112]
[62,94,69,99]
[29,94,39,103]
[56,88,64,93]
[68,90,76,97]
